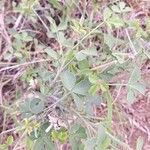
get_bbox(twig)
[14,14,23,29]
[0,127,20,135]
[91,60,117,71]
[12,131,27,150]
[32,9,50,32]
[0,58,51,72]
[125,29,137,56]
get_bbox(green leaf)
[107,14,124,27]
[103,7,112,20]
[129,67,141,83]
[112,53,125,63]
[100,82,109,92]
[127,88,136,104]
[97,124,107,144]
[57,19,68,31]
[73,79,91,95]
[84,138,97,150]
[44,47,58,60]
[26,137,34,150]
[88,74,99,84]
[29,98,45,115]
[48,0,62,10]
[75,52,86,61]
[104,33,123,49]
[43,136,55,150]
[34,136,55,150]
[129,82,146,95]
[57,32,66,45]
[80,47,98,56]
[111,5,121,13]
[69,124,87,150]
[61,70,76,90]
[0,144,7,150]
[89,84,100,95]
[6,135,13,145]
[85,95,101,115]
[72,94,84,111]
[20,100,33,118]
[33,139,45,150]
[78,59,90,70]
[136,137,144,150]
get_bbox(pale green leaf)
[61,70,76,90]
[29,98,44,114]
[112,53,125,63]
[72,94,84,111]
[33,139,45,150]
[103,7,112,20]
[111,5,120,13]
[107,15,124,27]
[84,138,97,150]
[44,48,58,59]
[57,32,66,45]
[73,79,91,95]
[127,88,135,104]
[129,82,146,95]
[43,136,55,150]
[129,67,141,83]
[58,19,68,31]
[75,52,86,61]
[80,47,98,56]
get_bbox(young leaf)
[60,70,76,90]
[6,135,14,145]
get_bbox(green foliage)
[1,0,149,149]
[127,66,146,104]
[84,124,111,150]
[20,98,45,118]
[51,128,69,143]
[69,124,87,150]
